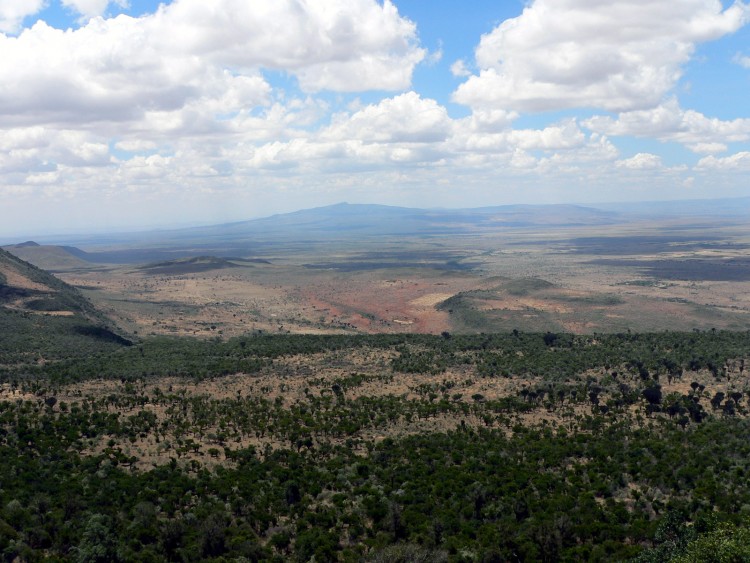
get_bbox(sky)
[1,0,750,236]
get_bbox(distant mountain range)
[4,197,750,266]
[593,196,750,218]
[171,202,622,247]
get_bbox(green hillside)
[0,248,132,366]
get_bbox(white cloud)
[584,98,750,147]
[0,0,428,207]
[425,47,442,66]
[61,0,127,19]
[314,93,454,166]
[118,154,173,180]
[0,126,48,151]
[25,170,60,185]
[454,0,749,112]
[114,139,158,153]
[459,108,519,136]
[324,92,451,143]
[156,0,424,92]
[616,153,663,170]
[230,95,607,176]
[451,117,590,157]
[696,151,750,170]
[0,0,45,34]
[450,59,471,77]
[734,52,750,68]
[688,142,728,154]
[0,126,113,186]
[509,120,586,151]
[0,18,246,127]
[0,0,423,130]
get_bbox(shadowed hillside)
[137,256,244,275]
[0,248,132,366]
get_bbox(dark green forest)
[1,331,750,561]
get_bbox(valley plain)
[10,202,749,338]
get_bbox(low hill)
[137,255,244,275]
[0,248,132,367]
[2,241,93,271]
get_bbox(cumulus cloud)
[0,126,112,183]
[688,142,728,154]
[0,0,430,208]
[154,0,424,92]
[450,59,471,77]
[452,117,590,157]
[114,139,158,153]
[584,98,750,147]
[454,0,749,112]
[224,94,611,178]
[616,153,663,170]
[508,120,586,151]
[696,151,750,170]
[0,0,45,34]
[0,0,424,129]
[62,0,127,19]
[461,108,518,134]
[289,95,608,176]
[238,93,452,172]
[118,154,173,180]
[425,47,442,66]
[734,52,750,67]
[324,92,451,144]
[0,19,271,128]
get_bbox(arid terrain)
[25,217,747,338]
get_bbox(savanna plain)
[2,203,750,561]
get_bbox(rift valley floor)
[41,220,750,338]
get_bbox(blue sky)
[1,0,749,236]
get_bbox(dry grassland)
[46,221,750,336]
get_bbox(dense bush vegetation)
[4,329,748,383]
[2,330,750,561]
[3,406,750,561]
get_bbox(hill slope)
[1,242,93,271]
[0,248,131,367]
[137,255,244,275]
